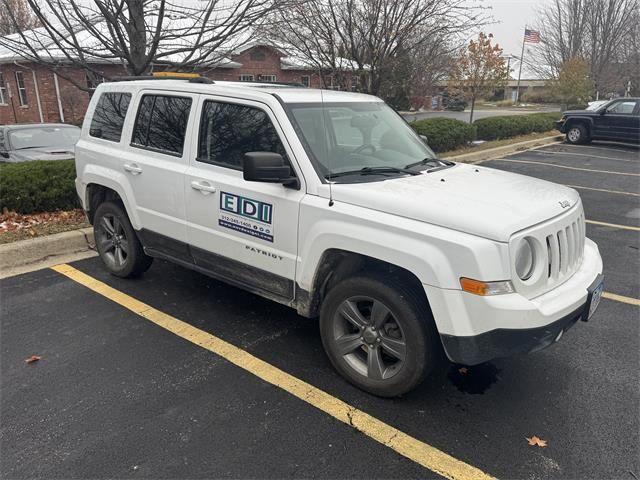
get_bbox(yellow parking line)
[490,159,640,176]
[567,185,640,197]
[602,292,640,307]
[50,263,494,480]
[585,219,640,232]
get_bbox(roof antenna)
[320,88,334,207]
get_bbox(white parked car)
[75,76,604,397]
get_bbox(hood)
[562,109,593,116]
[330,163,580,242]
[8,146,76,162]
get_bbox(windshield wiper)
[15,145,50,150]
[404,157,454,170]
[325,166,420,179]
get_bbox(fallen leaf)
[25,355,41,364]
[526,435,548,447]
[458,367,469,374]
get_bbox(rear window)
[131,95,192,156]
[90,92,131,142]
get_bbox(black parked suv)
[556,98,640,145]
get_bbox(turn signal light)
[460,277,514,296]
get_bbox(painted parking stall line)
[486,158,640,176]
[50,263,495,480]
[585,220,640,232]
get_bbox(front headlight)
[515,237,535,280]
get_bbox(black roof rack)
[110,75,214,84]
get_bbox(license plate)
[585,276,604,320]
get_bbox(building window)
[0,73,7,104]
[239,74,254,82]
[15,71,28,105]
[351,76,359,92]
[327,76,340,90]
[261,75,277,83]
[301,75,310,87]
[250,50,266,61]
[132,94,192,156]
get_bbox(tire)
[566,124,590,144]
[93,201,153,278]
[319,274,439,397]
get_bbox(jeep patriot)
[75,76,604,396]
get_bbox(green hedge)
[411,117,476,153]
[0,160,78,214]
[474,112,562,141]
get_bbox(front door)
[594,99,639,142]
[185,96,305,302]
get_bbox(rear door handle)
[190,180,217,194]
[124,163,142,174]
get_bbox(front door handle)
[124,163,143,174]
[190,180,217,195]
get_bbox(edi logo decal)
[219,191,273,242]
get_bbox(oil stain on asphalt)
[447,363,501,394]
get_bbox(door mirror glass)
[243,152,299,188]
[419,134,428,145]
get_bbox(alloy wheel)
[568,127,581,142]
[331,296,407,380]
[97,214,129,269]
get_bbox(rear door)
[184,96,305,302]
[121,90,198,261]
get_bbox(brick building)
[0,42,354,126]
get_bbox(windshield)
[8,126,80,150]
[287,102,442,182]
[586,100,608,111]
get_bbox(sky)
[480,0,541,57]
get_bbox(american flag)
[524,29,541,43]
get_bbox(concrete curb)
[443,135,564,164]
[0,227,95,273]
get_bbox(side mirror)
[419,134,428,145]
[243,152,299,189]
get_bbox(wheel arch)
[565,117,593,134]
[81,167,141,228]
[296,249,433,321]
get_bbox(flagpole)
[515,27,526,105]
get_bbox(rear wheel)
[566,124,590,144]
[319,275,438,397]
[94,201,153,278]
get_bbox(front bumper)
[555,120,567,133]
[424,238,603,365]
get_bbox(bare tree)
[269,0,486,96]
[534,0,638,96]
[0,0,39,35]
[0,0,284,90]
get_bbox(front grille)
[510,203,586,299]
[545,213,585,282]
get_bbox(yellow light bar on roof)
[152,72,200,79]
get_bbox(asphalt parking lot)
[1,141,639,480]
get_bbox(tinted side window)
[132,95,192,156]
[607,101,636,114]
[197,101,287,169]
[90,92,131,142]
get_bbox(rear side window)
[90,92,131,142]
[132,94,192,156]
[197,101,287,169]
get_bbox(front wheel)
[319,275,439,397]
[566,124,590,144]
[94,201,153,278]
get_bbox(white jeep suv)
[75,77,604,397]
